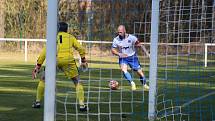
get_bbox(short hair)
[58,22,68,32]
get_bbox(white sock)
[80,105,85,108]
[131,81,135,85]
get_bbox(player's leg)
[120,58,136,90]
[71,76,87,111]
[128,55,149,90]
[62,63,87,111]
[136,69,149,90]
[32,69,45,108]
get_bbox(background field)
[0,51,214,121]
[0,0,215,120]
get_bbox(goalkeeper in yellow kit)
[31,22,88,111]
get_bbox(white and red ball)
[109,80,119,90]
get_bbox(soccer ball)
[109,80,119,90]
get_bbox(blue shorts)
[119,54,141,71]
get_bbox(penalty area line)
[182,91,215,107]
[0,93,34,97]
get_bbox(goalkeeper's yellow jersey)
[37,32,85,66]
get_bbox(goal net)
[54,0,149,121]
[155,0,215,121]
[34,0,215,121]
[1,0,214,121]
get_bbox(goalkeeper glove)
[32,64,41,79]
[80,57,88,72]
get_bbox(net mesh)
[55,1,149,121]
[1,0,214,121]
[156,0,215,121]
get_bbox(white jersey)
[112,34,138,57]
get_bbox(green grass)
[0,62,43,121]
[0,53,215,121]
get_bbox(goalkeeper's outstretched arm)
[32,47,46,79]
[72,37,88,70]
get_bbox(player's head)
[117,25,126,39]
[58,22,68,32]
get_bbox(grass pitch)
[0,53,215,121]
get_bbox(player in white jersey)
[111,25,149,90]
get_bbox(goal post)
[148,0,160,120]
[204,43,215,67]
[44,0,58,121]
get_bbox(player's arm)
[134,39,142,47]
[111,41,127,58]
[111,48,120,56]
[32,47,46,79]
[72,37,86,59]
[135,39,150,57]
[111,47,128,58]
[72,37,88,68]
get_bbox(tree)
[0,0,4,37]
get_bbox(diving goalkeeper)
[31,22,88,111]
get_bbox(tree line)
[0,0,213,43]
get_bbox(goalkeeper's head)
[58,22,68,32]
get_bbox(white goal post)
[44,0,58,121]
[204,43,215,67]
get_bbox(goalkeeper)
[31,22,88,111]
[111,25,149,91]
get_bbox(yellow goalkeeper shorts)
[58,61,79,79]
[39,61,79,81]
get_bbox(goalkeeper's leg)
[62,63,87,111]
[72,76,87,111]
[32,80,45,108]
[32,73,45,108]
[36,80,45,102]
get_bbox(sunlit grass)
[0,106,16,111]
[0,86,35,93]
[0,52,214,121]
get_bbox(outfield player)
[31,22,88,111]
[111,25,149,91]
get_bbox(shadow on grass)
[0,59,215,121]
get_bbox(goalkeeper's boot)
[131,81,136,91]
[144,84,149,90]
[79,105,88,112]
[32,101,41,108]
